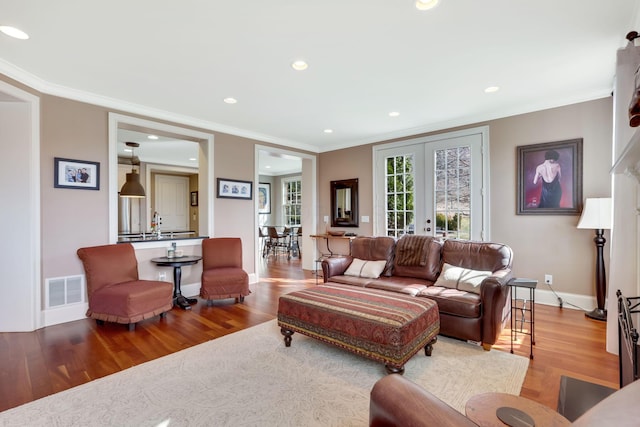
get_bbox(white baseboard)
[528,288,596,312]
[43,303,88,327]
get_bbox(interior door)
[155,174,189,231]
[374,128,486,240]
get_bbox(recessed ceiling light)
[324,129,333,134]
[0,26,29,40]
[389,111,400,117]
[265,165,272,169]
[189,157,197,161]
[484,86,500,93]
[415,0,439,11]
[147,135,158,140]
[291,60,309,71]
[223,97,238,104]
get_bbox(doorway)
[255,146,317,274]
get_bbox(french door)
[374,127,489,241]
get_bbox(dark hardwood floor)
[0,257,618,413]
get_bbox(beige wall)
[0,77,316,295]
[319,97,613,298]
[0,69,614,325]
[41,95,110,279]
[489,98,612,297]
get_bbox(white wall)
[0,85,40,331]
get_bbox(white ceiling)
[1,1,639,154]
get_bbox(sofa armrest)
[369,374,478,427]
[321,256,353,282]
[480,268,513,346]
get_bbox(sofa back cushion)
[350,236,396,276]
[392,235,443,281]
[442,239,513,272]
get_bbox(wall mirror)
[331,178,359,227]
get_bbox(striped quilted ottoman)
[277,284,439,374]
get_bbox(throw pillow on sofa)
[433,263,492,294]
[344,258,388,279]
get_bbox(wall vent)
[45,275,85,309]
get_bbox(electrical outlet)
[158,272,166,281]
[545,274,553,285]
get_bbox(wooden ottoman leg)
[385,364,405,375]
[425,336,438,356]
[281,328,294,347]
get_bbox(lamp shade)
[577,198,612,230]
[119,170,146,198]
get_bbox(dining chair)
[258,227,270,258]
[267,226,290,259]
[290,226,302,258]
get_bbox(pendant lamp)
[120,142,146,198]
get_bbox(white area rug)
[0,320,528,427]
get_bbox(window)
[385,154,415,237]
[434,146,471,239]
[283,177,302,226]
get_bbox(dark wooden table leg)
[385,364,405,375]
[424,336,437,356]
[281,328,294,347]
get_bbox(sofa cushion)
[433,263,492,294]
[393,235,443,281]
[442,239,513,272]
[325,275,373,287]
[366,276,430,296]
[344,258,387,279]
[350,236,396,276]
[419,287,482,318]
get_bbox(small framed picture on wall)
[54,157,100,190]
[216,178,253,200]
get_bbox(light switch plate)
[362,216,370,223]
[323,215,329,223]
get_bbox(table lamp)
[577,198,612,321]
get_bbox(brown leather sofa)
[322,235,513,350]
[369,374,640,426]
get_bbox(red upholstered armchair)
[77,243,173,331]
[200,237,250,306]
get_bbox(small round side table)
[465,392,570,427]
